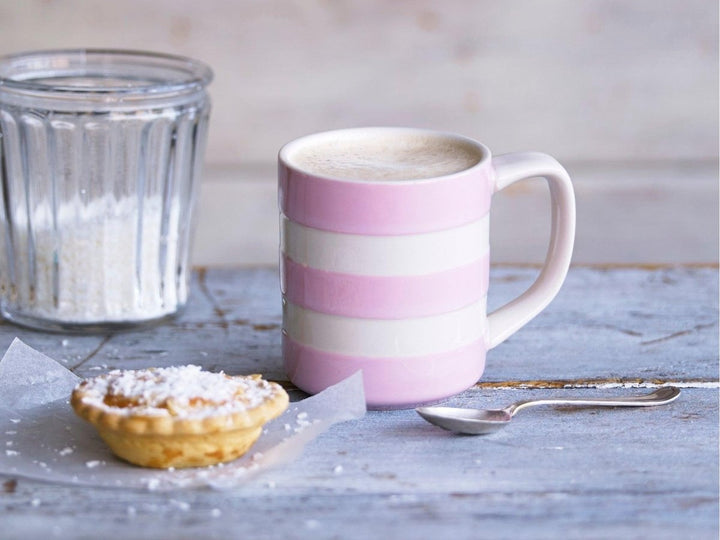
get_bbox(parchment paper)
[0,338,366,490]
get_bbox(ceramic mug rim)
[278,126,492,185]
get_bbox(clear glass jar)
[0,49,212,332]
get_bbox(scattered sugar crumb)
[5,431,17,435]
[295,411,312,430]
[5,450,18,456]
[169,499,190,511]
[145,478,160,490]
[85,460,103,468]
[61,339,69,347]
[58,447,74,456]
[31,498,41,507]
[6,441,12,447]
[9,419,20,424]
[333,465,344,475]
[284,424,291,431]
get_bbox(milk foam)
[289,133,483,181]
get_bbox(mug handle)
[486,152,576,349]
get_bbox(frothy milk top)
[288,132,483,181]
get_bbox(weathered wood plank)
[0,267,716,539]
[1,387,716,539]
[6,266,711,383]
[194,161,719,266]
[5,1,716,164]
[486,266,718,382]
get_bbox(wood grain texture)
[0,267,717,539]
[7,266,714,383]
[191,161,719,266]
[0,1,716,164]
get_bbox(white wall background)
[0,0,717,264]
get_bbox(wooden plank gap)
[70,335,113,372]
[190,263,720,271]
[195,268,230,332]
[475,378,719,390]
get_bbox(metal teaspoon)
[415,386,680,435]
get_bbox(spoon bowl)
[416,386,680,435]
[416,406,512,434]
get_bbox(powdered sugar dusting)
[75,365,279,419]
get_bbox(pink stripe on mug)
[282,254,489,319]
[283,334,487,409]
[279,129,493,235]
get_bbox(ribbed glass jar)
[0,49,212,332]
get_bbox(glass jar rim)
[0,49,213,96]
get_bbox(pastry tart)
[71,365,289,469]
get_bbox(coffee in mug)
[289,131,483,181]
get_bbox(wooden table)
[1,266,717,539]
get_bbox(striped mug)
[279,127,575,409]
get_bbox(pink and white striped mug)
[279,127,575,409]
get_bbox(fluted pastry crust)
[71,365,289,469]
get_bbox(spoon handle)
[506,386,680,416]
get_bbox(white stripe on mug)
[283,298,487,358]
[281,214,489,277]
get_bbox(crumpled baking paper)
[0,338,366,490]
